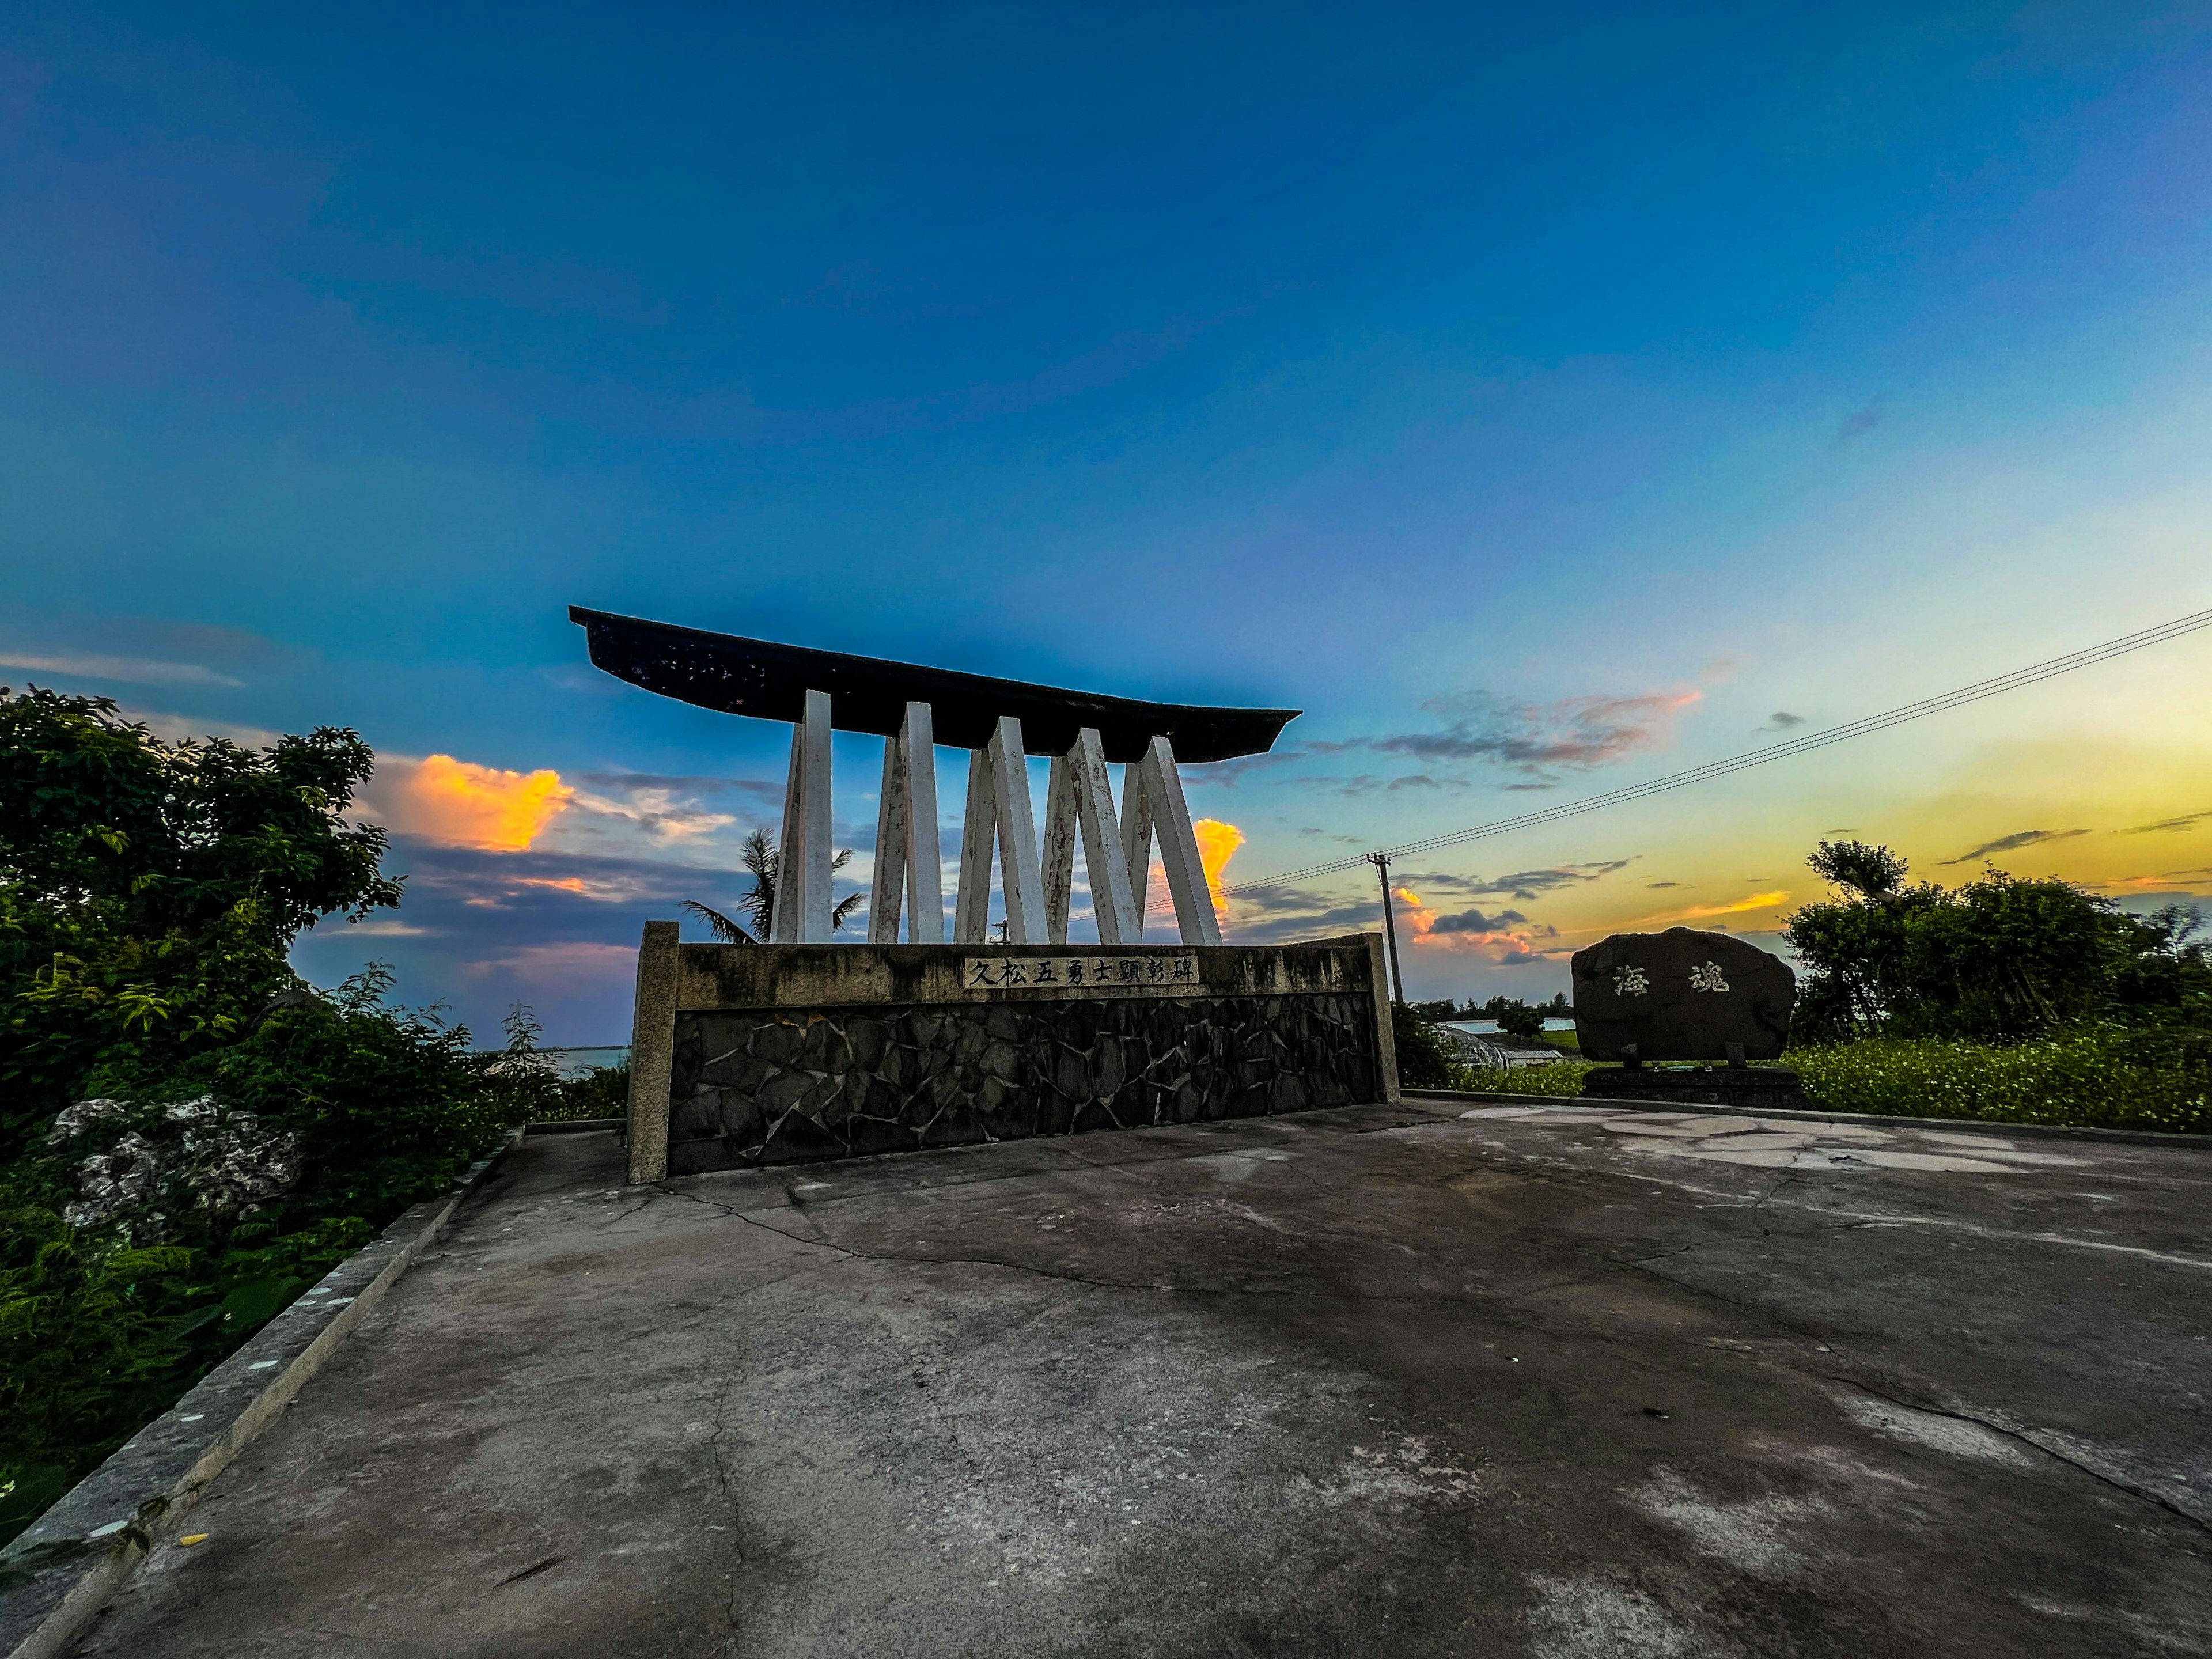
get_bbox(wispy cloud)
[1756,711,1806,734]
[1832,400,1882,446]
[466,941,639,988]
[1372,688,1700,775]
[568,787,737,842]
[1400,860,1635,901]
[1201,684,1699,789]
[1939,828,2088,866]
[576,771,785,808]
[0,650,244,688]
[2125,808,2212,835]
[507,873,659,902]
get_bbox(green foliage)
[1785,840,2211,1044]
[1458,1061,1594,1096]
[0,967,533,1547]
[1792,1029,2212,1134]
[541,1061,630,1122]
[1406,993,1571,1023]
[1489,999,1548,1041]
[1806,837,1910,897]
[1389,1002,1459,1089]
[0,686,400,1152]
[0,690,560,1548]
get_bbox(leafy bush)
[0,971,540,1546]
[1390,1003,1460,1089]
[1791,1029,2212,1134]
[541,1062,630,1122]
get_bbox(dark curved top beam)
[569,607,1300,764]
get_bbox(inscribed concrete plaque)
[1570,927,1794,1062]
[964,953,1200,992]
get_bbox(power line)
[1221,604,2212,898]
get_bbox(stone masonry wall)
[665,993,1378,1174]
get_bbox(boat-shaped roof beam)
[569,607,1300,764]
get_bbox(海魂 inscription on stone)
[964,953,1200,992]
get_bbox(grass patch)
[1446,1062,1594,1096]
[1429,1028,2212,1134]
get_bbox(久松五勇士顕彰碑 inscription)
[1570,927,1794,1063]
[964,953,1198,991]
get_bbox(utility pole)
[1366,851,1402,1003]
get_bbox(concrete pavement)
[71,1101,2212,1656]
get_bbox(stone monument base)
[622,929,1398,1181]
[1580,1064,1812,1113]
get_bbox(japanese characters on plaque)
[1612,961,1731,997]
[964,953,1201,993]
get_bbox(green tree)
[1491,999,1548,1043]
[0,692,558,1548]
[0,687,400,1152]
[1784,839,2209,1043]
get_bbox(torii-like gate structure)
[569,608,1298,947]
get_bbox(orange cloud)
[1643,890,1790,922]
[1400,885,1554,962]
[387,755,573,851]
[1194,818,1245,919]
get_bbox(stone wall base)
[1580,1065,1813,1113]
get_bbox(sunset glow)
[387,755,574,852]
[1194,818,1246,919]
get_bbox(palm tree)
[683,827,863,943]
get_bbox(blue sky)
[6,2,2211,1040]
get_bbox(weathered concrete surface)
[72,1105,2212,1657]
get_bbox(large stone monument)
[1571,927,1810,1111]
[570,608,1400,1179]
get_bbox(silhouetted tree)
[683,828,862,943]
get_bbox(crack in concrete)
[706,1376,748,1656]
[1821,1374,2212,1540]
[1745,1170,1803,1236]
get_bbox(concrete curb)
[0,1130,522,1659]
[522,1116,623,1135]
[1402,1089,2212,1150]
